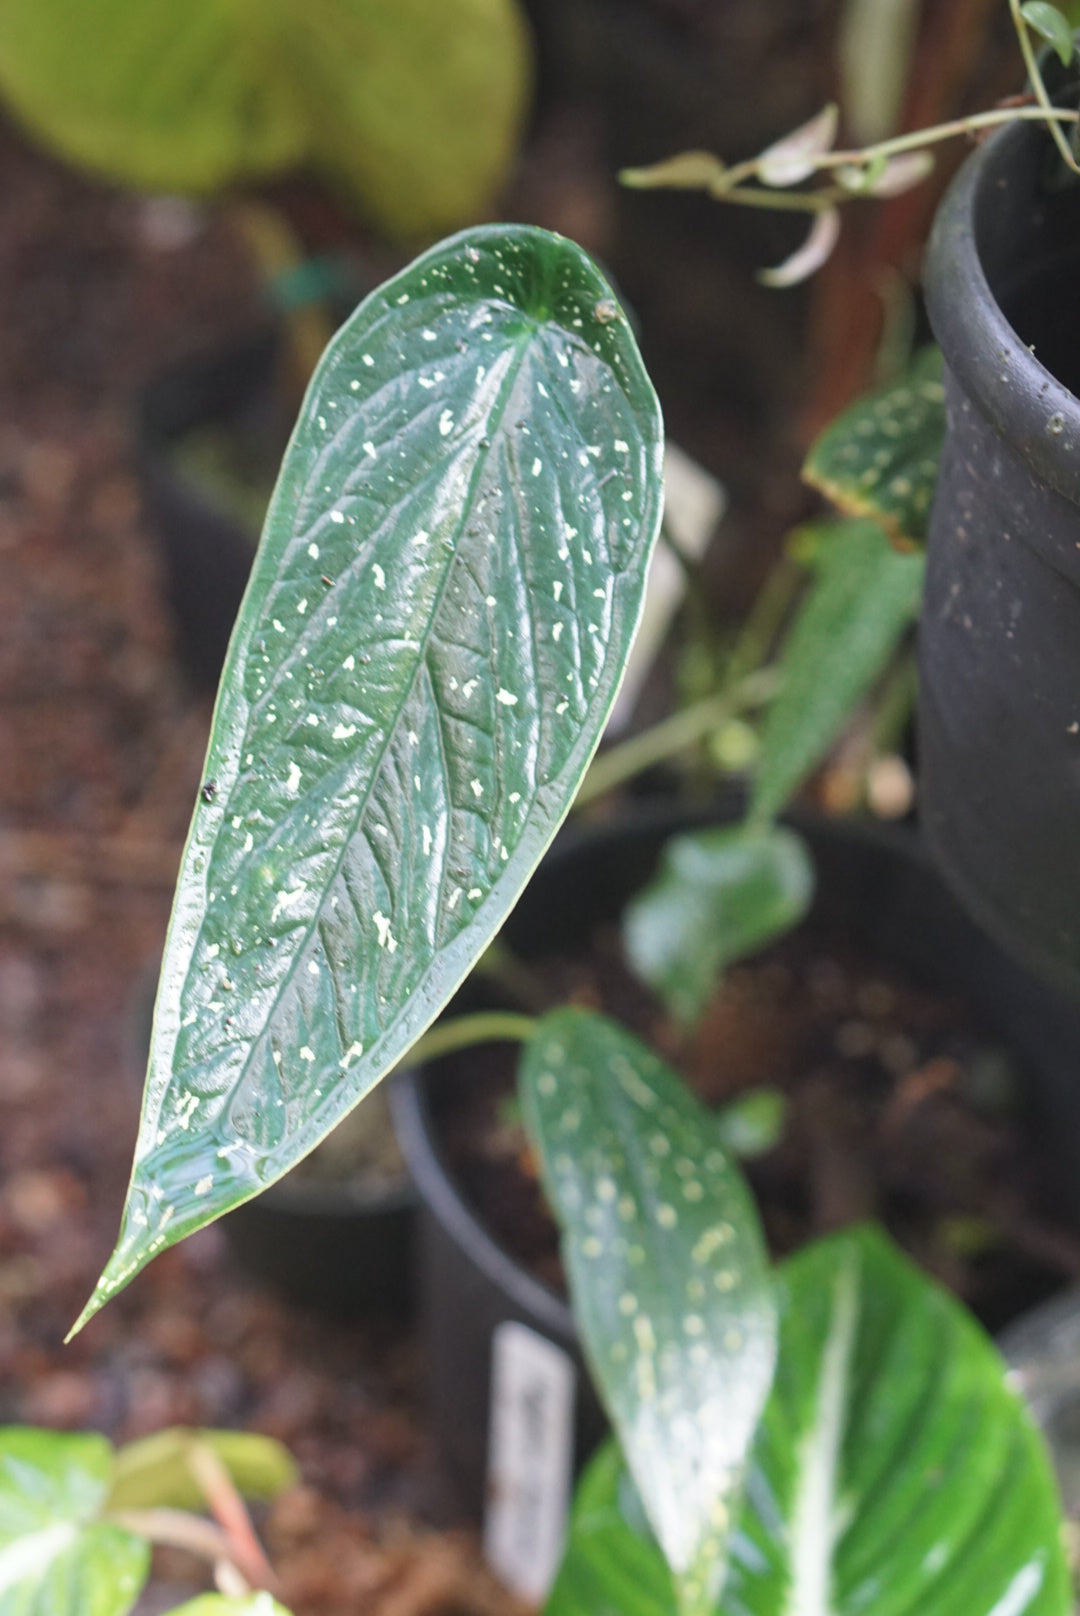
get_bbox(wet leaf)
[803,345,945,545]
[76,225,663,1331]
[750,518,923,823]
[520,1009,776,1616]
[622,823,814,1026]
[547,1227,1070,1616]
[0,0,529,236]
[1021,2,1076,64]
[0,1428,149,1616]
[757,104,839,187]
[106,1430,296,1514]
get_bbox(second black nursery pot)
[391,802,1080,1525]
[920,120,1080,994]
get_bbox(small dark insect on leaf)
[200,780,217,803]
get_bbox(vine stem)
[575,666,781,808]
[1008,0,1080,174]
[407,1012,537,1067]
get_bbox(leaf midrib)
[184,311,541,1139]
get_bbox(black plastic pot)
[221,1098,415,1320]
[135,330,283,691]
[391,801,1080,1525]
[919,121,1080,995]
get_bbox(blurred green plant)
[0,0,530,238]
[0,1424,296,1614]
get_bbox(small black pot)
[135,331,284,692]
[392,801,1080,1524]
[919,121,1080,994]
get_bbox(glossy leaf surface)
[547,1227,1070,1616]
[0,0,528,236]
[750,519,923,823]
[520,1010,776,1616]
[0,1428,149,1616]
[622,823,814,1026]
[106,1429,296,1514]
[803,347,944,547]
[81,225,663,1329]
[1021,3,1076,64]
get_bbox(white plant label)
[483,1321,577,1601]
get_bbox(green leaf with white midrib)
[546,1227,1070,1616]
[81,226,663,1328]
[0,1429,149,1616]
[520,1009,777,1616]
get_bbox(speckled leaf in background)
[106,1429,296,1514]
[803,347,945,548]
[77,225,663,1332]
[622,823,814,1026]
[0,1428,149,1616]
[546,1227,1070,1616]
[0,0,529,237]
[519,1009,776,1616]
[749,518,923,825]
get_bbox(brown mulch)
[0,116,522,1616]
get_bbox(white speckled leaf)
[81,226,663,1329]
[0,1428,149,1616]
[519,1009,776,1616]
[546,1228,1071,1616]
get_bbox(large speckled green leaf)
[520,1009,776,1616]
[547,1227,1070,1616]
[0,0,529,236]
[622,823,814,1027]
[803,347,945,548]
[749,518,923,824]
[106,1429,296,1514]
[77,225,663,1332]
[0,1429,149,1616]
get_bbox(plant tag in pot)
[484,1321,577,1601]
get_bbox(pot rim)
[924,121,1080,508]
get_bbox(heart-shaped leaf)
[77,225,663,1332]
[803,346,945,547]
[547,1226,1070,1616]
[0,0,529,237]
[106,1429,296,1514]
[0,1428,149,1616]
[749,518,923,824]
[622,822,814,1026]
[519,1009,776,1616]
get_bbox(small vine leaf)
[749,518,924,824]
[519,1008,776,1616]
[714,1089,786,1159]
[803,344,945,546]
[758,207,840,287]
[622,822,814,1026]
[0,1427,150,1616]
[757,104,839,187]
[106,1429,297,1514]
[163,1599,294,1616]
[865,149,936,196]
[1021,2,1076,64]
[619,151,731,195]
[76,225,663,1333]
[547,1227,1071,1616]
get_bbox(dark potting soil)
[430,922,1080,1333]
